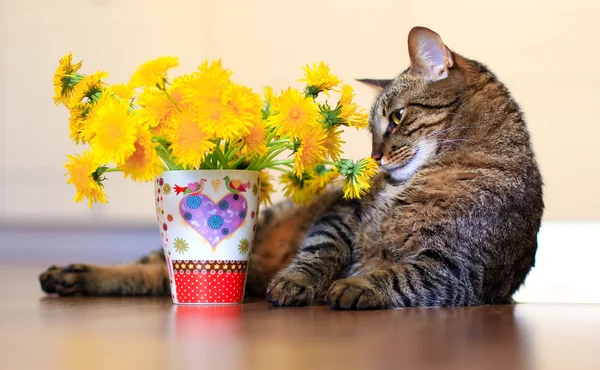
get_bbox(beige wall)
[1,0,599,226]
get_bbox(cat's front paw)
[39,264,92,296]
[325,276,388,310]
[266,272,317,307]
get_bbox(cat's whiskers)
[425,125,479,139]
[434,140,481,159]
[425,125,484,158]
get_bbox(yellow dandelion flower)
[269,88,320,138]
[339,105,369,129]
[86,97,139,164]
[78,93,108,143]
[165,108,216,168]
[64,151,108,208]
[323,128,344,161]
[263,86,274,105]
[196,97,250,141]
[339,158,379,199]
[258,170,275,206]
[106,83,135,101]
[136,87,178,136]
[169,74,194,107]
[280,172,314,204]
[120,130,165,182]
[226,83,262,121]
[337,85,368,129]
[240,119,268,158]
[197,59,232,86]
[130,56,179,89]
[181,59,232,103]
[53,52,83,106]
[69,71,109,107]
[299,62,341,92]
[338,84,354,107]
[307,167,339,195]
[136,75,191,136]
[293,127,328,176]
[68,103,92,144]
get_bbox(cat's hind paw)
[39,264,91,296]
[266,272,317,307]
[325,277,388,310]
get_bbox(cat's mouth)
[381,140,437,181]
[380,148,419,173]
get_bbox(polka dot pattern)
[172,260,248,304]
[179,193,248,248]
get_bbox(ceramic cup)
[154,170,260,304]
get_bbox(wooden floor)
[2,264,600,370]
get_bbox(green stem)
[257,159,294,170]
[268,159,294,166]
[246,145,288,171]
[265,145,292,163]
[268,166,293,173]
[152,136,169,145]
[223,140,230,156]
[103,167,122,173]
[245,156,262,171]
[265,127,278,143]
[227,146,241,162]
[267,139,289,147]
[213,144,228,169]
[156,145,178,170]
[229,154,248,169]
[107,92,136,114]
[200,160,216,169]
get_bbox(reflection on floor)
[2,226,600,370]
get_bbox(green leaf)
[303,85,322,99]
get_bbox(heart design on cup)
[179,192,248,248]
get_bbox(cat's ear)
[356,78,394,91]
[407,26,454,82]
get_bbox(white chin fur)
[383,139,437,181]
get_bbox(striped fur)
[266,191,361,306]
[266,27,543,309]
[39,27,543,310]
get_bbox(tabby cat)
[39,27,543,310]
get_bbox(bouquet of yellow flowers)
[53,53,378,207]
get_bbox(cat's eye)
[390,108,404,125]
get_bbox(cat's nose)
[371,151,382,165]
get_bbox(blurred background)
[1,0,599,302]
